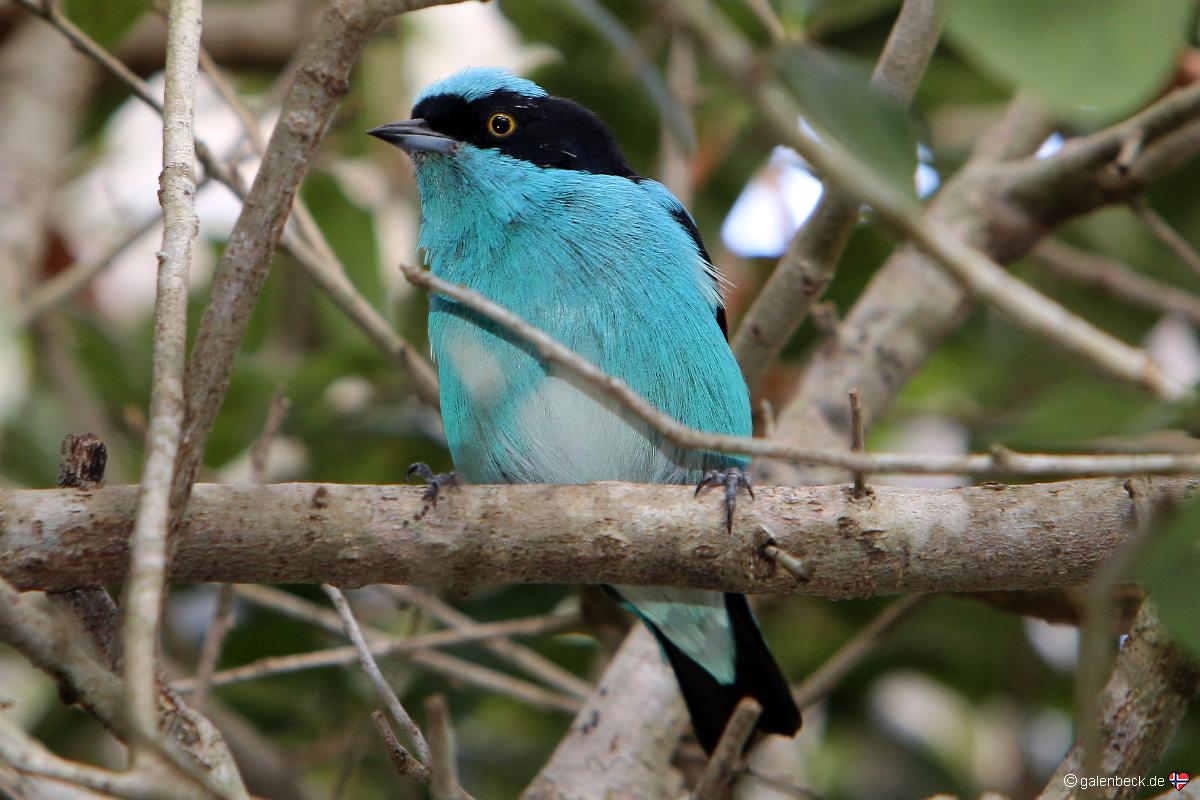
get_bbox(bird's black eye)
[487,112,517,138]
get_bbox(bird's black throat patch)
[412,90,638,179]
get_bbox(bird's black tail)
[645,593,801,754]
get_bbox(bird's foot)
[405,462,460,506]
[695,467,754,535]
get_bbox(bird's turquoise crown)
[415,66,547,104]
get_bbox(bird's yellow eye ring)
[487,112,517,138]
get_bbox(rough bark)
[1,477,1191,596]
[1039,605,1200,800]
[520,627,687,800]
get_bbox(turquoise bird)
[370,67,800,753]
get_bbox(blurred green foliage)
[2,0,1200,798]
[944,0,1195,125]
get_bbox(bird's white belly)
[511,375,682,484]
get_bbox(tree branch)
[385,586,594,700]
[0,578,125,734]
[2,477,1191,596]
[521,626,688,800]
[678,0,1187,403]
[691,697,761,800]
[323,584,432,774]
[761,80,1200,484]
[403,263,1200,478]
[1038,603,1200,800]
[424,693,475,800]
[185,585,581,712]
[13,0,442,408]
[1033,238,1200,327]
[0,717,162,800]
[731,0,943,395]
[172,0,465,513]
[122,0,203,754]
[1130,197,1200,279]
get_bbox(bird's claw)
[405,462,460,506]
[695,467,754,535]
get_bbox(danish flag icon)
[1169,772,1190,791]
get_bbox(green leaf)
[61,0,146,48]
[777,46,920,201]
[945,0,1194,126]
[1138,495,1200,661]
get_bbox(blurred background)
[1,0,1199,797]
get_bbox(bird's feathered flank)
[390,66,799,754]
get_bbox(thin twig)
[1130,197,1200,280]
[407,649,582,715]
[740,0,787,44]
[370,710,428,782]
[0,717,162,800]
[761,544,814,582]
[18,211,167,327]
[564,0,695,153]
[792,595,927,709]
[385,586,593,700]
[322,584,432,769]
[1033,239,1200,327]
[122,0,203,752]
[215,586,581,713]
[191,584,237,711]
[13,0,161,110]
[249,392,290,481]
[175,612,580,702]
[402,264,1200,476]
[691,697,762,800]
[849,389,867,498]
[425,694,475,800]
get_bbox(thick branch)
[1038,604,1200,800]
[1,478,1189,596]
[521,627,687,800]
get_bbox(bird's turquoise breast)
[415,146,750,486]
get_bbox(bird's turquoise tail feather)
[625,589,801,753]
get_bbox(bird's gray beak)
[367,119,459,155]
